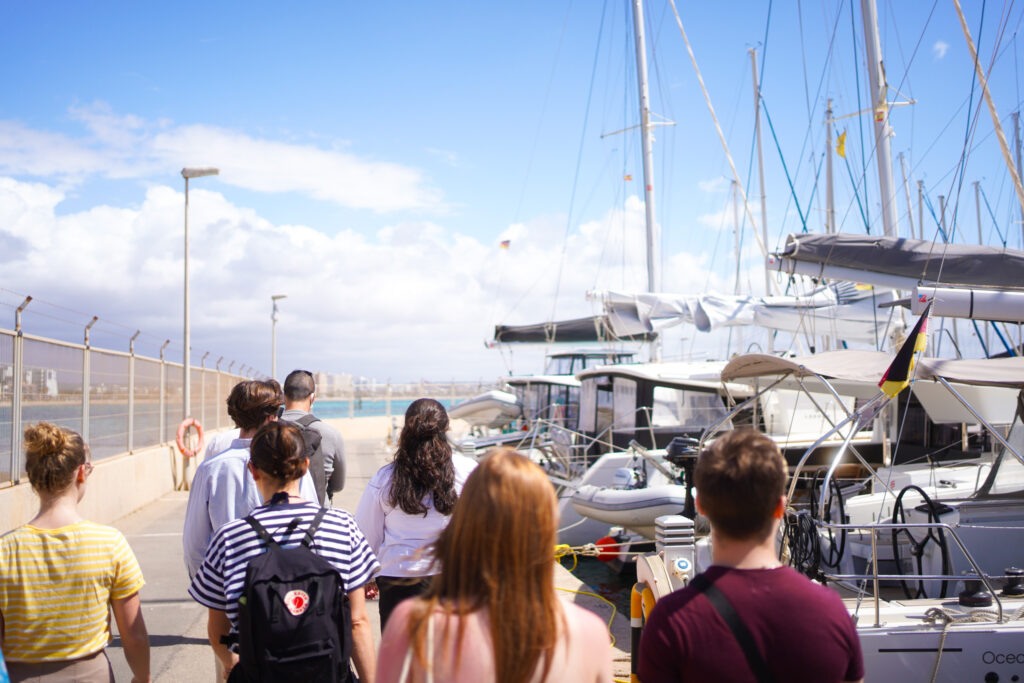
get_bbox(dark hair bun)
[23,422,87,494]
[250,422,308,482]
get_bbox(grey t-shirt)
[281,408,346,499]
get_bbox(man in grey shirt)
[281,369,346,506]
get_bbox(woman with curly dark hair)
[355,398,477,629]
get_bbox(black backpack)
[289,414,327,505]
[233,508,352,683]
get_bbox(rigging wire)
[550,0,610,323]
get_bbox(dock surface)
[103,418,631,680]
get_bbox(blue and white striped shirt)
[188,501,380,629]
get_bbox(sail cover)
[493,315,656,343]
[772,232,1024,290]
[596,283,900,345]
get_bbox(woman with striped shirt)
[0,423,149,683]
[190,421,379,682]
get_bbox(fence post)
[128,330,140,454]
[81,317,98,443]
[201,352,209,429]
[216,357,223,429]
[159,340,170,444]
[11,297,32,484]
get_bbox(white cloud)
[933,40,949,60]
[0,103,444,213]
[697,208,733,230]
[697,177,727,193]
[0,179,730,379]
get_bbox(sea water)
[313,398,455,419]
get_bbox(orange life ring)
[176,418,205,458]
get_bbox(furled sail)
[771,232,1024,290]
[492,315,656,344]
[594,283,899,345]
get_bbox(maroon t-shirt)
[638,565,863,683]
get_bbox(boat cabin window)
[651,386,730,430]
[613,378,637,431]
[976,419,1024,497]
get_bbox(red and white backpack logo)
[283,590,310,616]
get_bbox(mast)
[825,99,836,234]
[898,152,914,239]
[860,0,900,238]
[631,0,658,296]
[750,49,771,291]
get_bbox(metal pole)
[631,0,660,360]
[860,0,900,238]
[128,330,140,453]
[750,48,771,300]
[159,340,169,443]
[898,152,914,239]
[201,352,209,429]
[271,313,277,381]
[825,99,835,234]
[11,297,31,483]
[1017,112,1024,247]
[216,357,223,429]
[975,181,990,353]
[183,175,191,427]
[82,316,98,443]
[917,180,924,240]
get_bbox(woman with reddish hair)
[377,448,613,683]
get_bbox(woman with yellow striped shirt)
[0,423,150,682]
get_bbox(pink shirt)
[378,600,613,683]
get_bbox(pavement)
[106,422,631,681]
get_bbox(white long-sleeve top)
[354,454,477,578]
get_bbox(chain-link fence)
[0,328,248,485]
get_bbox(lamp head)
[181,167,220,179]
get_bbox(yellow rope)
[554,544,578,571]
[555,586,619,648]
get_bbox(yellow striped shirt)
[0,521,145,662]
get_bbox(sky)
[2,1,1023,382]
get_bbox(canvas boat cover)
[722,350,1024,389]
[774,233,1024,289]
[493,315,656,344]
[596,283,900,345]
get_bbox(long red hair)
[406,448,561,683]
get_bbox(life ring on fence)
[176,418,205,458]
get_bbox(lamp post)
[181,167,219,426]
[271,294,287,381]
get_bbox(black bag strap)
[244,514,280,549]
[690,573,775,683]
[302,507,328,549]
[294,413,321,427]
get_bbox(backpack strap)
[689,573,776,683]
[301,507,329,549]
[294,413,321,427]
[244,514,280,549]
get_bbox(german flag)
[878,303,931,398]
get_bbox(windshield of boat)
[544,352,633,375]
[651,386,731,430]
[975,416,1024,497]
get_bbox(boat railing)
[812,519,1007,626]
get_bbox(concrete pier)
[95,417,630,680]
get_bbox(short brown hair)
[226,380,283,431]
[694,429,786,540]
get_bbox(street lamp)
[181,166,219,429]
[271,295,287,381]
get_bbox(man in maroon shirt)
[638,429,864,683]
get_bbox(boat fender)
[595,536,620,562]
[176,418,205,458]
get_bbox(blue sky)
[1,1,1021,381]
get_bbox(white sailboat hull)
[447,390,521,428]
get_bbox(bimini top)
[722,351,1024,389]
[493,315,656,343]
[773,232,1024,290]
[577,360,753,396]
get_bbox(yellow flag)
[836,131,847,159]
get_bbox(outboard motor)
[666,437,700,518]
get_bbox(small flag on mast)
[499,240,511,250]
[836,131,847,159]
[624,174,633,181]
[878,303,931,398]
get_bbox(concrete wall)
[0,430,232,533]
